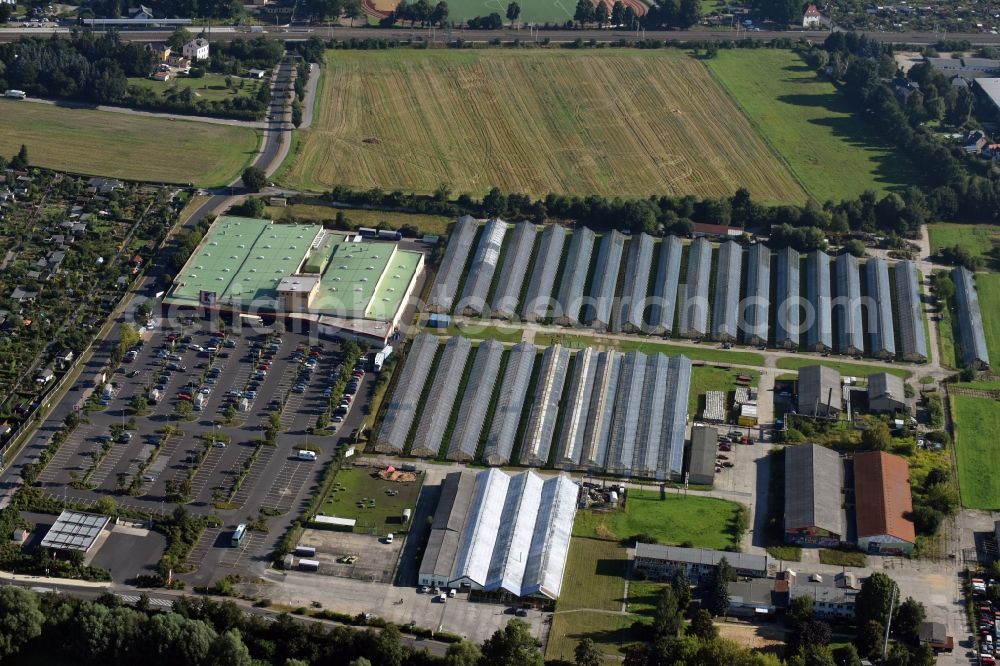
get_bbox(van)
[448,588,456,598]
[297,450,317,461]
[438,592,447,603]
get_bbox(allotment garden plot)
[284,50,806,201]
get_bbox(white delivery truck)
[297,450,317,461]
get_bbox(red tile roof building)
[853,451,915,555]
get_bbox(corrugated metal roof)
[869,372,905,405]
[650,235,683,335]
[451,468,509,586]
[483,342,537,465]
[784,443,844,537]
[866,258,896,359]
[893,261,928,362]
[555,227,596,325]
[521,474,578,599]
[679,237,712,338]
[555,348,596,468]
[521,345,570,467]
[448,340,505,462]
[492,221,537,319]
[421,472,478,582]
[712,240,743,341]
[579,351,621,470]
[589,230,626,329]
[460,218,508,315]
[853,451,915,544]
[374,333,439,453]
[524,225,567,322]
[428,216,478,312]
[797,364,842,417]
[615,232,655,333]
[834,253,864,356]
[411,336,472,457]
[688,425,718,484]
[775,247,801,349]
[806,250,832,352]
[953,266,990,367]
[743,243,771,346]
[634,542,768,573]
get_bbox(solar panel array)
[410,336,472,457]
[866,257,896,359]
[374,333,439,453]
[894,261,928,362]
[428,216,477,312]
[492,222,538,319]
[523,224,567,322]
[834,253,864,356]
[460,218,507,316]
[953,266,991,368]
[711,240,743,342]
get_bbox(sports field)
[0,100,258,188]
[283,50,806,201]
[707,50,921,202]
[951,394,1000,509]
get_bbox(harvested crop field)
[0,100,259,188]
[284,50,806,201]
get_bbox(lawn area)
[573,491,742,550]
[558,536,629,612]
[937,283,959,370]
[818,548,868,567]
[951,394,1000,509]
[707,50,921,202]
[127,73,263,104]
[532,332,766,367]
[264,203,454,236]
[928,222,1000,268]
[317,468,424,533]
[775,356,912,379]
[975,273,1000,365]
[545,611,635,664]
[0,99,258,187]
[285,49,805,200]
[690,366,761,418]
[425,319,525,344]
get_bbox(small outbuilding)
[867,372,906,413]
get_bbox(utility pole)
[881,583,898,661]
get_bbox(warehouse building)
[866,258,896,360]
[428,216,478,313]
[784,444,845,547]
[952,266,990,368]
[579,351,622,470]
[834,253,864,356]
[520,345,570,467]
[743,243,771,346]
[893,261,928,363]
[711,240,742,342]
[806,250,833,353]
[616,232,654,333]
[679,237,712,338]
[411,336,472,457]
[868,372,906,413]
[447,340,504,462]
[650,235,683,336]
[483,342,537,465]
[373,333,439,453]
[419,469,577,601]
[797,365,842,417]
[555,228,596,326]
[853,451,916,555]
[775,247,802,350]
[555,348,596,469]
[459,218,507,316]
[687,424,718,486]
[589,230,626,330]
[523,225,566,322]
[634,543,768,583]
[492,222,537,320]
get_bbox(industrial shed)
[679,237,712,338]
[411,336,472,457]
[492,221,537,319]
[687,424,718,486]
[893,261,928,363]
[868,372,906,413]
[834,253,864,356]
[520,345,570,467]
[711,240,743,342]
[650,235,683,336]
[866,258,896,360]
[424,468,577,600]
[579,351,622,470]
[40,510,110,553]
[428,216,477,313]
[616,232,654,333]
[447,340,504,462]
[806,250,833,353]
[555,228,596,325]
[483,342,537,465]
[589,230,626,330]
[523,224,566,322]
[784,444,845,547]
[373,333,439,453]
[952,266,990,368]
[743,243,771,346]
[459,218,507,316]
[853,451,916,555]
[797,364,842,417]
[555,348,596,469]
[775,247,801,350]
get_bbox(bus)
[231,524,247,547]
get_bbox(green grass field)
[546,611,635,663]
[929,222,1000,268]
[264,203,454,236]
[975,273,1000,365]
[558,536,629,612]
[690,366,761,418]
[532,332,766,367]
[128,73,262,103]
[317,468,423,533]
[425,320,525,344]
[0,99,258,187]
[950,394,1000,509]
[707,50,921,202]
[286,49,805,200]
[775,356,912,379]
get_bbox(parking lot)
[30,321,378,584]
[296,529,402,583]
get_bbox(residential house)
[247,69,267,79]
[633,543,769,583]
[964,129,988,154]
[46,250,65,271]
[36,367,55,384]
[128,5,154,19]
[10,286,37,303]
[55,349,75,369]
[148,43,171,62]
[787,573,859,621]
[802,3,822,26]
[183,38,210,61]
[88,177,123,195]
[867,372,906,413]
[151,71,170,82]
[853,451,916,555]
